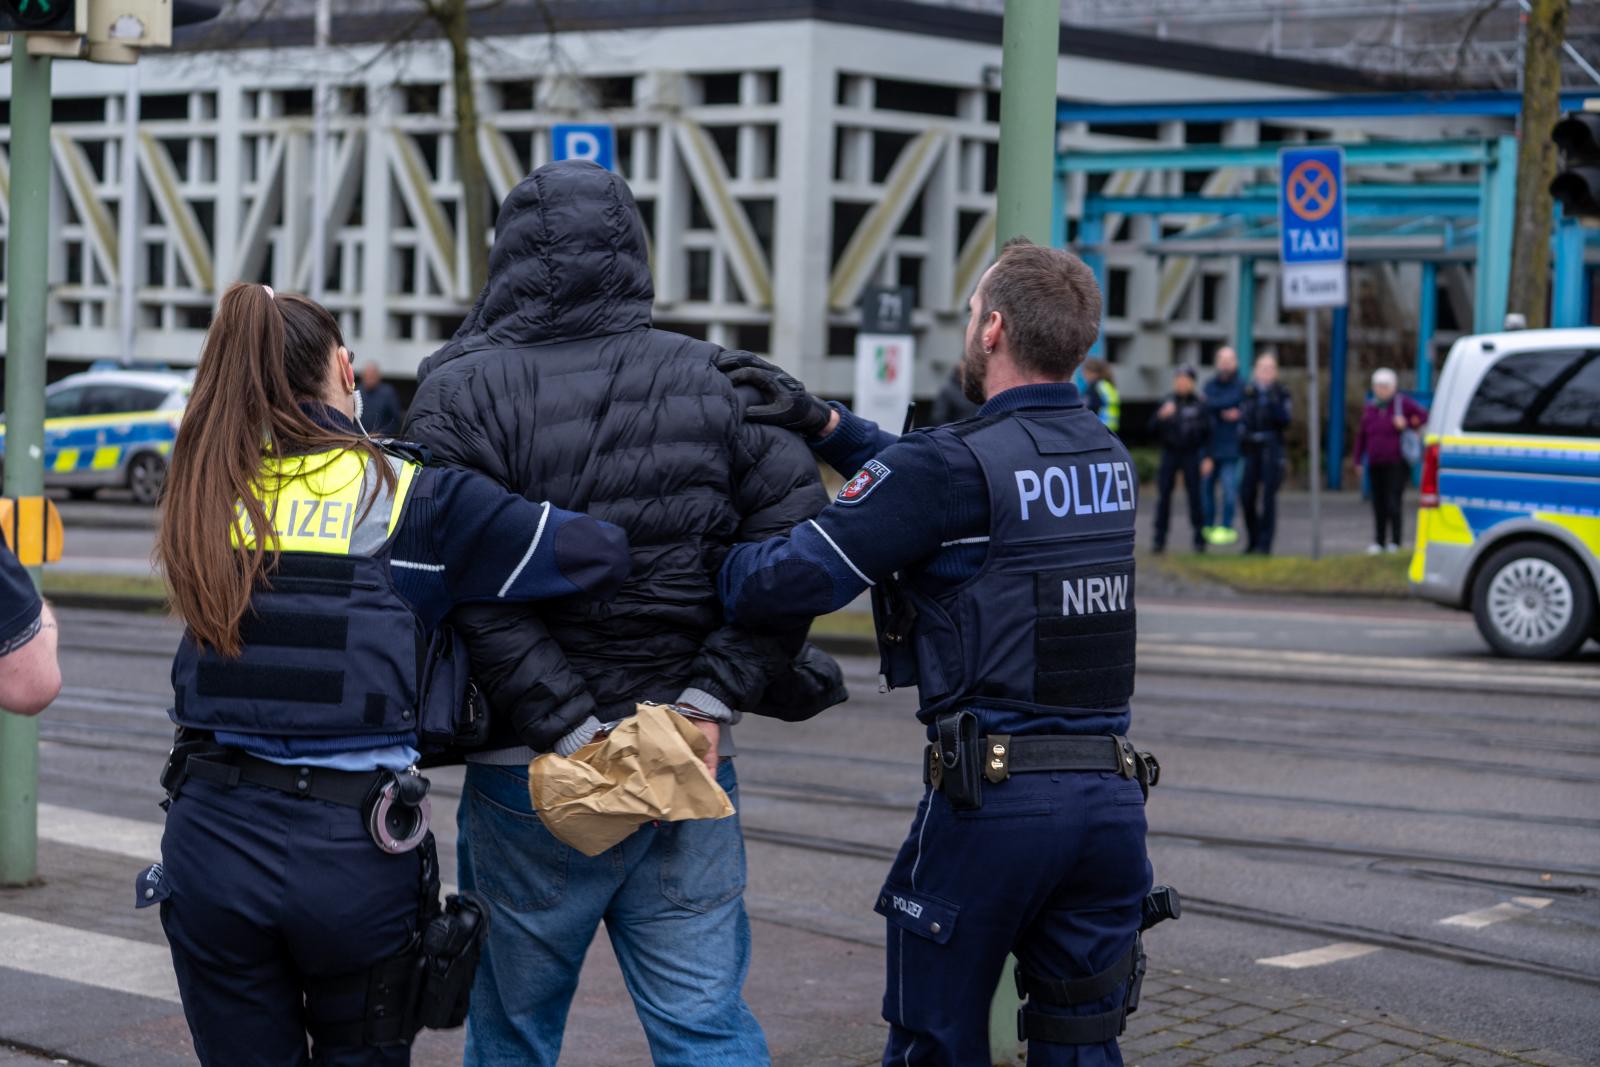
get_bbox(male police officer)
[718,239,1158,1065]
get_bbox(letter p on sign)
[551,124,616,172]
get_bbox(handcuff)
[365,769,433,855]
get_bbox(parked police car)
[1410,328,1599,659]
[0,369,189,505]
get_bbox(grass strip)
[1153,551,1412,597]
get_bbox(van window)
[1461,349,1600,437]
[81,385,170,416]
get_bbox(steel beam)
[1552,217,1587,329]
[1058,141,1491,175]
[1327,305,1348,492]
[1056,90,1596,125]
[1235,256,1256,376]
[1472,136,1518,333]
[1416,261,1438,394]
[1083,195,1478,220]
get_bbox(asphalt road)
[3,593,1596,1065]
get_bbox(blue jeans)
[457,759,769,1067]
[1202,456,1241,529]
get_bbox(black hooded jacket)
[405,161,828,752]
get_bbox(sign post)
[855,286,916,434]
[1279,146,1348,562]
[0,46,53,886]
[551,123,616,171]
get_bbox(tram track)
[734,824,1600,991]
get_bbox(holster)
[158,728,219,805]
[872,576,920,693]
[930,710,984,811]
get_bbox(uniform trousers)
[1240,443,1286,554]
[156,776,425,1067]
[1154,450,1205,550]
[878,770,1152,1066]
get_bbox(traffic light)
[0,0,87,33]
[1551,112,1600,219]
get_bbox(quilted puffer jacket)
[406,160,832,753]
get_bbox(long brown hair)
[157,283,394,656]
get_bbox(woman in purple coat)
[1354,367,1428,554]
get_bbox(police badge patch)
[836,460,891,505]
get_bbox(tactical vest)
[1095,380,1121,433]
[882,407,1138,724]
[170,448,429,739]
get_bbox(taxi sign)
[0,496,64,565]
[1278,146,1348,309]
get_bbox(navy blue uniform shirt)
[720,383,1131,739]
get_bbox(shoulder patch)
[837,459,892,505]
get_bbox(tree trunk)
[439,0,490,298]
[1508,0,1569,330]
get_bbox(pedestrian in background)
[1238,353,1292,555]
[1149,363,1210,553]
[357,362,404,436]
[1082,357,1121,433]
[929,364,978,425]
[1201,347,1244,546]
[1355,367,1428,555]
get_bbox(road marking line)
[0,913,180,1004]
[1438,896,1552,930]
[38,803,164,862]
[1257,942,1381,969]
[36,803,460,897]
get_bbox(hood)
[424,160,653,373]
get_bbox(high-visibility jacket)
[170,447,429,739]
[1092,380,1121,433]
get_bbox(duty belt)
[922,730,1159,792]
[166,747,432,855]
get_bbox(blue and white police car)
[0,369,190,505]
[1410,328,1599,659]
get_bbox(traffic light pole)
[0,46,53,886]
[994,0,1058,251]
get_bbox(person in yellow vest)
[144,283,631,1067]
[1082,358,1121,434]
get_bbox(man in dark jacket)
[1148,363,1211,553]
[404,160,828,1066]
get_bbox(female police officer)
[145,282,631,1067]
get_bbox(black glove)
[715,351,834,437]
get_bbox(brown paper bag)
[528,702,735,856]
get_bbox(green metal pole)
[0,47,53,887]
[994,0,1059,253]
[990,10,1060,1057]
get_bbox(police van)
[0,369,190,505]
[1410,328,1600,659]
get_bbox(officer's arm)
[810,404,901,478]
[428,470,631,755]
[719,434,952,628]
[429,469,631,604]
[0,547,59,717]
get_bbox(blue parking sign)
[552,124,616,171]
[1278,146,1347,308]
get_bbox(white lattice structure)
[0,1,1485,400]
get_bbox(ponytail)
[156,283,395,656]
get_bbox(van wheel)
[127,453,166,506]
[1471,542,1595,659]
